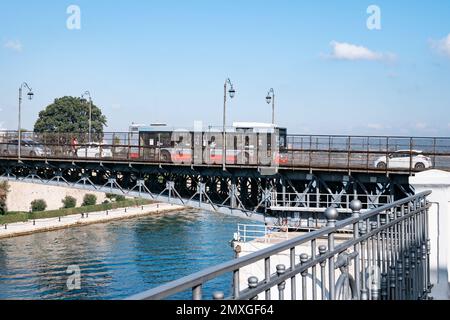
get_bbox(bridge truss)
[0,159,413,223]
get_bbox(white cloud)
[430,34,450,58]
[326,41,395,62]
[4,39,23,52]
[367,123,384,130]
[415,122,428,130]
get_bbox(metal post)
[300,254,309,300]
[290,247,296,300]
[350,200,362,299]
[276,264,286,300]
[325,207,338,300]
[18,86,22,159]
[266,88,275,125]
[319,245,327,300]
[192,285,202,300]
[272,93,275,125]
[360,222,369,300]
[18,82,33,160]
[265,257,271,300]
[89,97,92,144]
[222,78,234,171]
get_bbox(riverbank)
[0,202,185,239]
[0,198,153,225]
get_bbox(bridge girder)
[0,160,413,220]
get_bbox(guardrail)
[1,131,450,172]
[126,191,432,300]
[270,193,393,212]
[236,224,290,243]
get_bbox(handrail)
[126,190,432,300]
[2,131,450,173]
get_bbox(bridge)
[1,131,450,220]
[1,130,450,300]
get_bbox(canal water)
[0,209,256,300]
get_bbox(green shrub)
[82,194,97,206]
[105,193,126,202]
[62,196,77,209]
[115,195,126,202]
[31,199,47,212]
[0,181,9,215]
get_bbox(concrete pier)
[410,169,450,300]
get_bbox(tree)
[34,96,107,143]
[0,181,9,215]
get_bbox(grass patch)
[0,198,154,225]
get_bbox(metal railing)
[127,191,432,300]
[270,192,393,212]
[236,224,290,243]
[1,130,450,172]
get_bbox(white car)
[77,143,113,158]
[374,150,432,170]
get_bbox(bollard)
[247,276,259,300]
[59,216,61,222]
[86,213,89,218]
[141,206,144,211]
[106,210,109,216]
[81,213,84,219]
[4,224,7,230]
[33,220,36,226]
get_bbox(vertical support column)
[230,180,237,209]
[325,207,338,300]
[350,200,362,299]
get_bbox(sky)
[0,0,449,136]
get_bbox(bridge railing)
[285,135,450,172]
[126,191,432,300]
[2,131,450,172]
[270,192,393,211]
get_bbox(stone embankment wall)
[6,181,107,212]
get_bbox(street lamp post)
[18,82,34,160]
[223,78,235,171]
[266,88,275,125]
[81,91,93,144]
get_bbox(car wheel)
[94,153,100,158]
[29,151,36,157]
[415,162,425,170]
[2,150,9,156]
[161,150,172,162]
[377,162,387,169]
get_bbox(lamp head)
[228,86,236,99]
[27,91,34,100]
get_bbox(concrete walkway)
[0,202,184,239]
